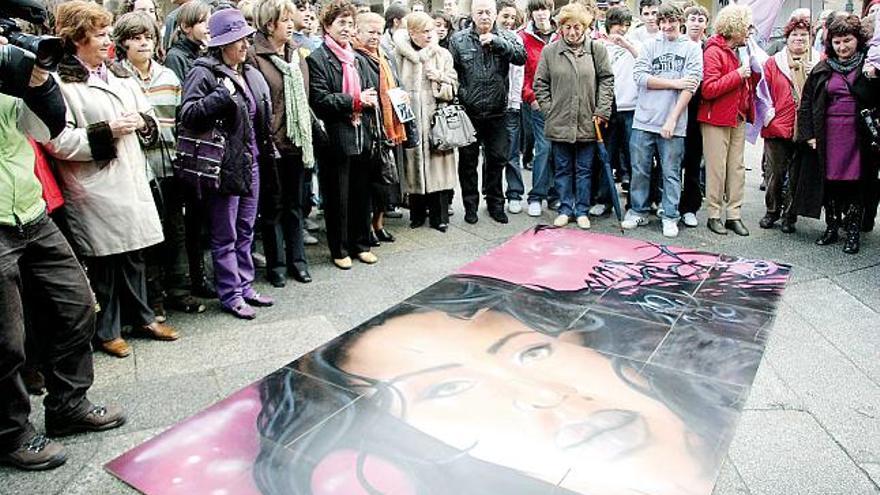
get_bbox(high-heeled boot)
[816,201,840,246]
[843,204,863,255]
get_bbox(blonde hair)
[557,2,593,28]
[713,4,752,39]
[55,0,113,48]
[404,11,433,33]
[253,0,298,34]
[356,11,385,29]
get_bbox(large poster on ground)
[106,227,790,495]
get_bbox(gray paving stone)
[711,457,751,495]
[833,265,880,313]
[132,316,337,380]
[729,410,879,495]
[782,279,880,383]
[762,311,880,464]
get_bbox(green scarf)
[270,53,314,168]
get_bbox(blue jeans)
[553,142,596,217]
[504,109,525,200]
[629,128,684,220]
[526,105,553,204]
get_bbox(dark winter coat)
[792,59,880,218]
[448,26,526,119]
[165,37,203,85]
[306,43,378,157]
[179,56,275,197]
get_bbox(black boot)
[843,204,862,255]
[816,202,840,246]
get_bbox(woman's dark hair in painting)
[253,228,786,494]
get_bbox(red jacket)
[697,34,760,127]
[761,50,809,139]
[29,139,64,213]
[518,24,558,105]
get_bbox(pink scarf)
[324,34,362,124]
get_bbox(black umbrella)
[594,120,624,231]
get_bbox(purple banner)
[736,0,786,40]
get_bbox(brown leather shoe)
[0,434,66,471]
[100,338,131,358]
[46,404,126,437]
[138,322,179,341]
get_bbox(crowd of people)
[0,0,878,473]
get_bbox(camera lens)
[0,44,36,98]
[7,32,63,71]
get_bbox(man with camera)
[0,35,125,471]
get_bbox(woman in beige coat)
[46,1,179,358]
[394,12,458,232]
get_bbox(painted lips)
[556,409,648,460]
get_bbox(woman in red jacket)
[758,18,812,234]
[697,5,759,237]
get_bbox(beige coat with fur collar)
[393,30,459,195]
[45,56,163,257]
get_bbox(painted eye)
[422,380,475,400]
[518,343,552,365]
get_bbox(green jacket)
[0,94,45,227]
[533,38,615,143]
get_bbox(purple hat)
[206,9,256,48]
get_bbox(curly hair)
[319,0,357,29]
[557,2,593,28]
[824,13,865,57]
[782,18,811,39]
[55,0,113,50]
[712,4,751,40]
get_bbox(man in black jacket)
[449,0,526,224]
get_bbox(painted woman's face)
[341,310,711,495]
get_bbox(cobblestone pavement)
[2,142,879,495]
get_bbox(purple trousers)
[206,167,259,309]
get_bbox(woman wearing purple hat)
[179,8,277,319]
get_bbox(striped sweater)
[120,59,182,180]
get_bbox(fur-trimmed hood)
[57,52,131,84]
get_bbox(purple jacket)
[179,55,275,196]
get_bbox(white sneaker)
[656,207,665,218]
[620,211,649,230]
[553,214,570,227]
[662,218,680,238]
[588,204,607,216]
[528,202,542,217]
[682,212,698,227]
[508,199,523,214]
[576,216,591,229]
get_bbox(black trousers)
[261,154,309,275]
[184,185,211,286]
[85,250,154,343]
[763,138,798,221]
[0,214,95,452]
[458,116,509,214]
[319,151,372,260]
[680,118,704,215]
[410,190,451,227]
[146,177,191,304]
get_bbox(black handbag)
[371,109,400,185]
[172,123,225,198]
